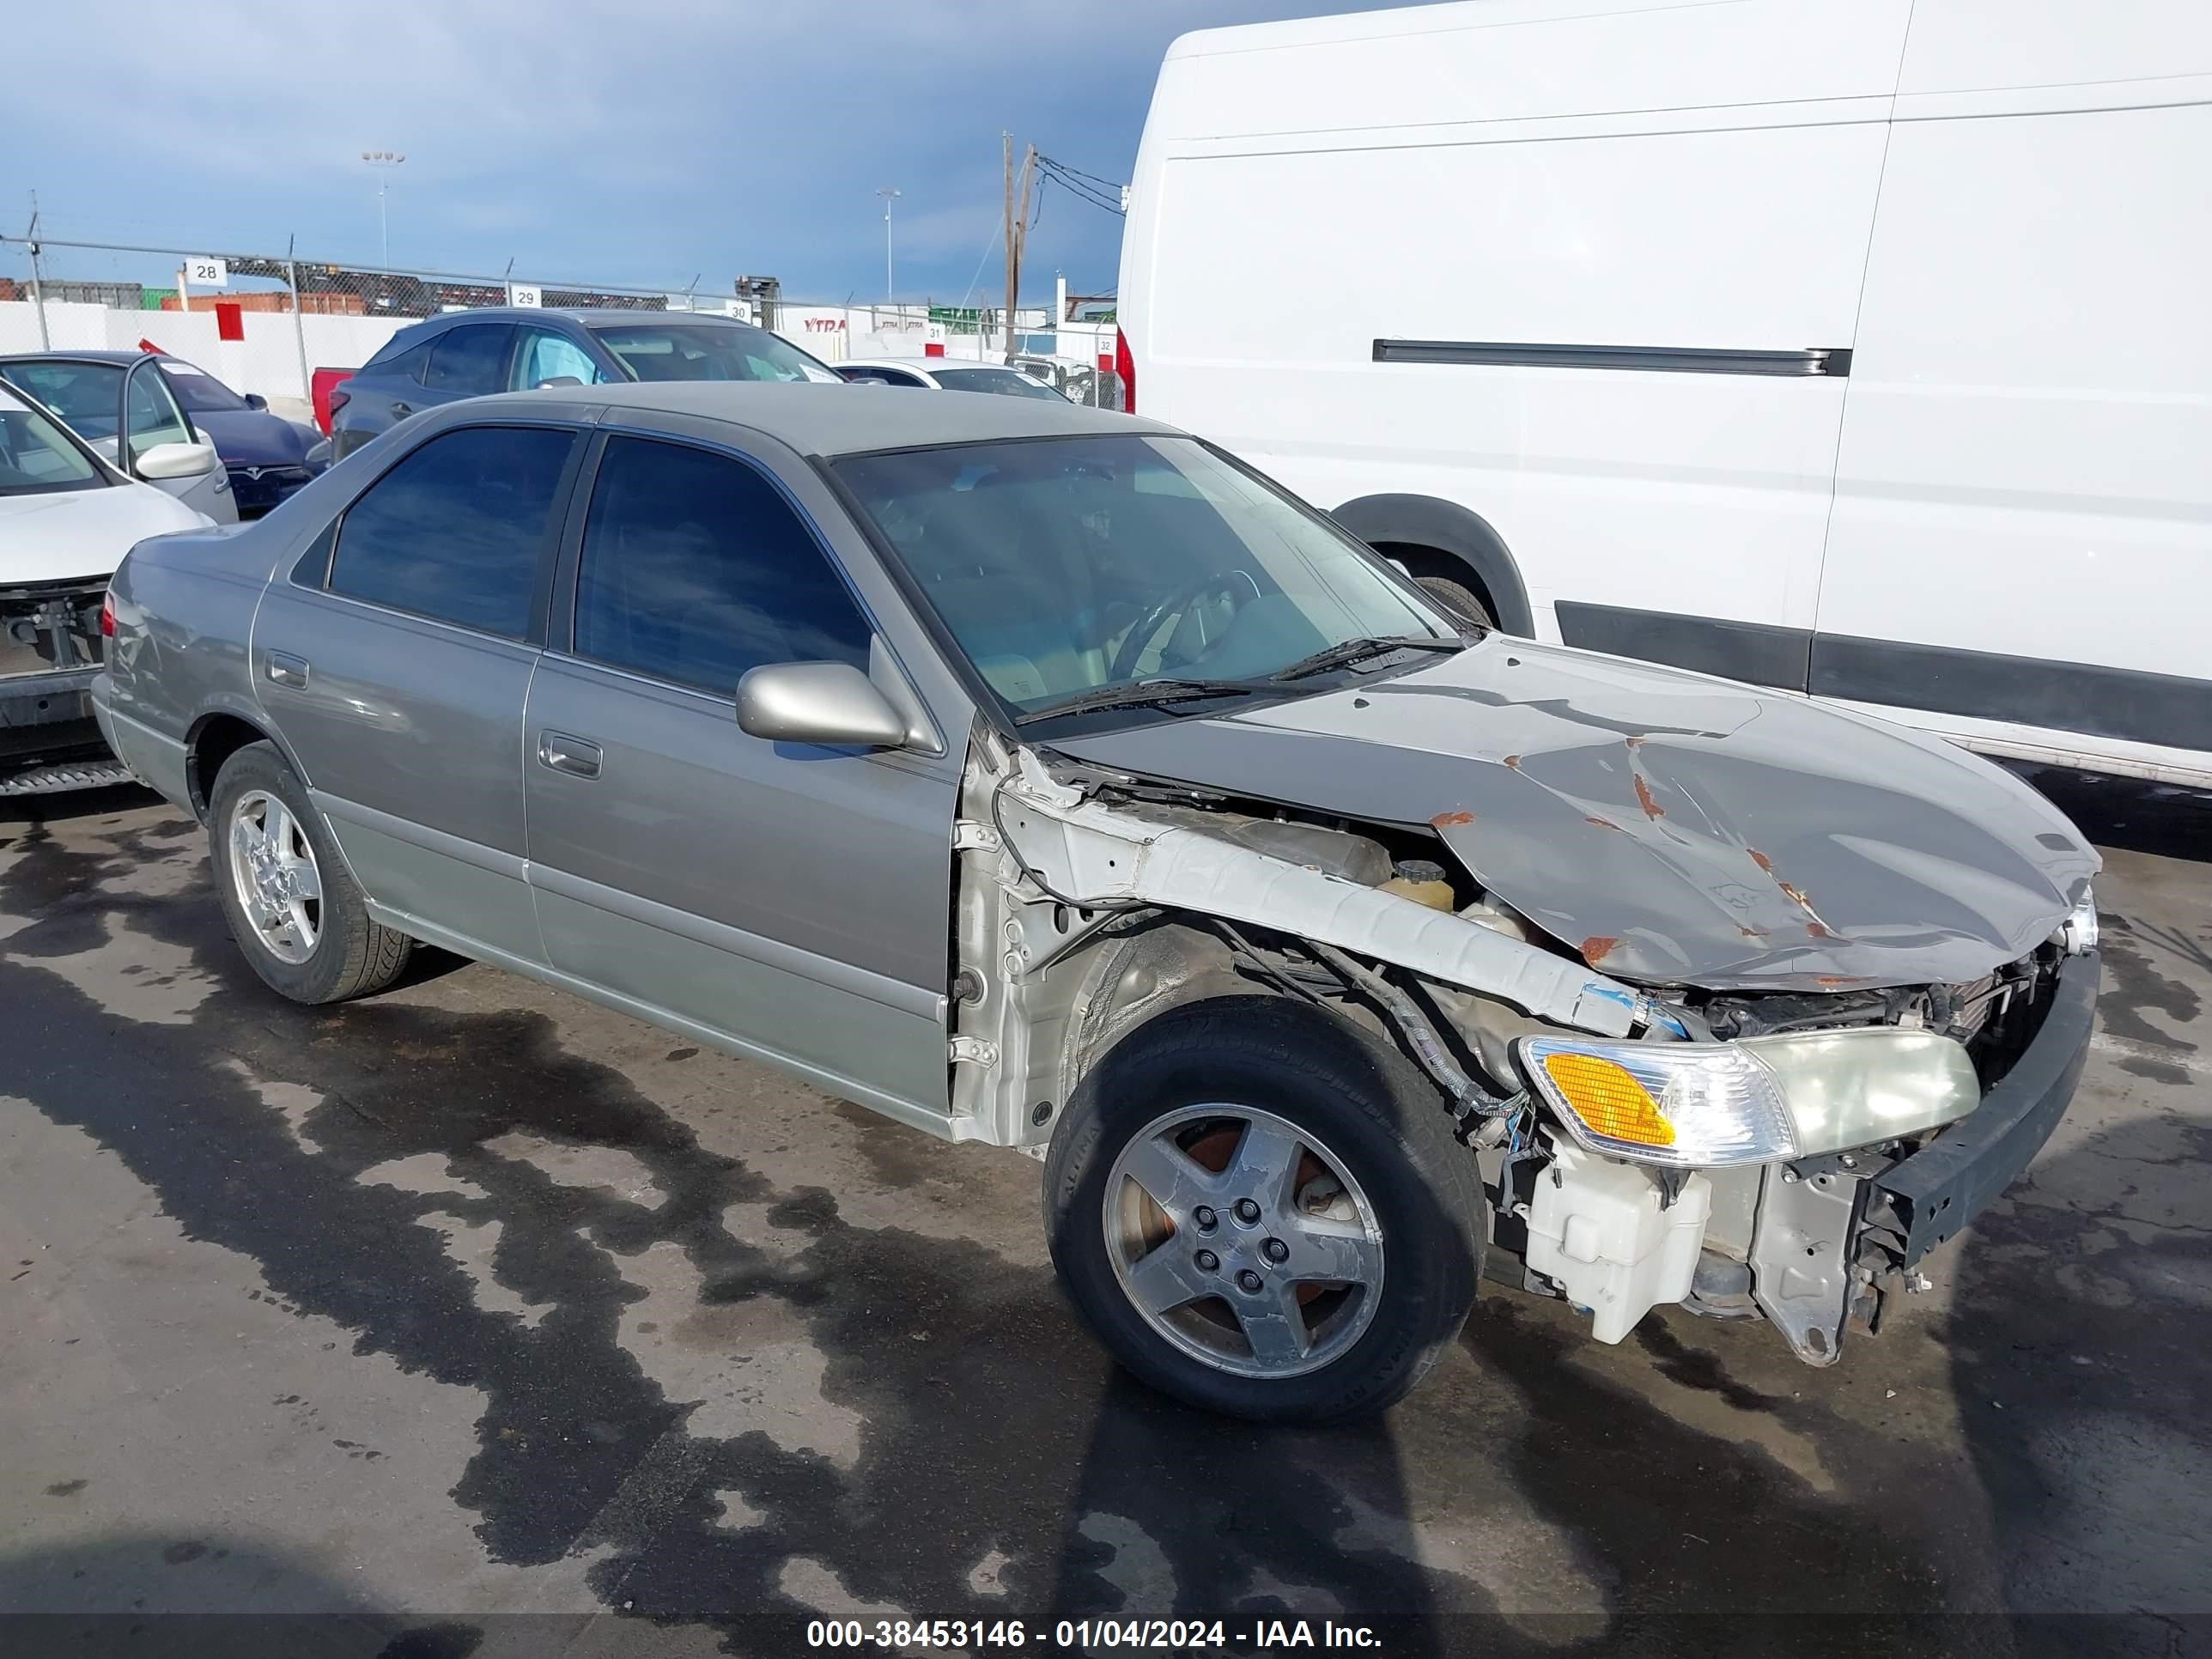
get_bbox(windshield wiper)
[1017,678,1278,724]
[1267,635,1465,683]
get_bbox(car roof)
[0,349,151,366]
[404,307,768,329]
[460,380,1169,457]
[842,357,1025,372]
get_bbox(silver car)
[93,383,2101,1423]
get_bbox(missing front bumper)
[1754,951,2100,1364]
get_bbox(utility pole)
[26,191,50,349]
[876,186,900,304]
[1001,137,1035,360]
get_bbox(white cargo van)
[1117,0,2212,786]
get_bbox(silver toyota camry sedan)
[93,383,2100,1423]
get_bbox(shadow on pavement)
[0,1532,482,1658]
[1946,1131,2212,1659]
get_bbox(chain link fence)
[1,234,1125,422]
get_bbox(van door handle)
[538,732,602,779]
[390,401,413,419]
[266,652,310,689]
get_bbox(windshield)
[587,322,842,386]
[0,384,107,495]
[833,434,1457,718]
[0,361,124,441]
[932,366,1066,401]
[159,361,251,413]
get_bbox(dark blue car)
[0,351,329,520]
[154,357,331,516]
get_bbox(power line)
[1038,155,1128,195]
[1037,163,1122,215]
[1036,160,1124,218]
[956,214,1003,313]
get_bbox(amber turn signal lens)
[1540,1052,1676,1147]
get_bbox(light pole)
[876,186,900,304]
[362,151,405,266]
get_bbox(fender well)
[185,710,283,819]
[1331,494,1534,636]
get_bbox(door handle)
[538,732,602,779]
[266,651,310,689]
[391,402,414,419]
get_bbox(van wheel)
[1416,574,1496,630]
[1044,997,1486,1423]
[208,740,410,1005]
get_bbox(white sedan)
[835,357,1072,399]
[1,379,215,794]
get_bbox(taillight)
[1114,326,1136,414]
[327,387,351,416]
[100,592,116,637]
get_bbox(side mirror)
[243,392,270,411]
[135,441,220,481]
[536,375,585,390]
[736,661,908,749]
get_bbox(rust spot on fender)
[1807,921,1836,939]
[1633,775,1664,819]
[1815,974,1871,987]
[1624,735,1647,749]
[1738,926,1768,939]
[1747,848,1775,872]
[1580,936,1620,965]
[1502,754,1522,769]
[1779,880,1813,908]
[1585,816,1620,831]
[1431,810,1474,828]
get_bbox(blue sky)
[9,0,1408,308]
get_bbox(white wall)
[0,299,409,405]
[1,295,1084,401]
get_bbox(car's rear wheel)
[209,740,410,1004]
[1044,996,1486,1423]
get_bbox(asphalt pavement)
[1,771,2205,1658]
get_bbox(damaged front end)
[949,729,2100,1369]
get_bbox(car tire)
[1416,574,1497,630]
[208,740,410,1005]
[1044,995,1486,1424]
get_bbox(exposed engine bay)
[946,731,2096,1367]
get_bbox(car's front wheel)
[208,740,410,1004]
[1044,996,1486,1423]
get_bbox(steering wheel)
[1108,568,1255,681]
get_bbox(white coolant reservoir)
[1523,1142,1711,1344]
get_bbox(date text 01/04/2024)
[805,1619,1384,1649]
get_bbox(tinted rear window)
[424,325,515,395]
[364,338,432,385]
[326,425,574,636]
[932,367,1065,400]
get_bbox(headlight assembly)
[1519,1025,1984,1168]
[2059,884,2098,955]
[1519,1037,1796,1166]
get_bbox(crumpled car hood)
[1050,636,2100,992]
